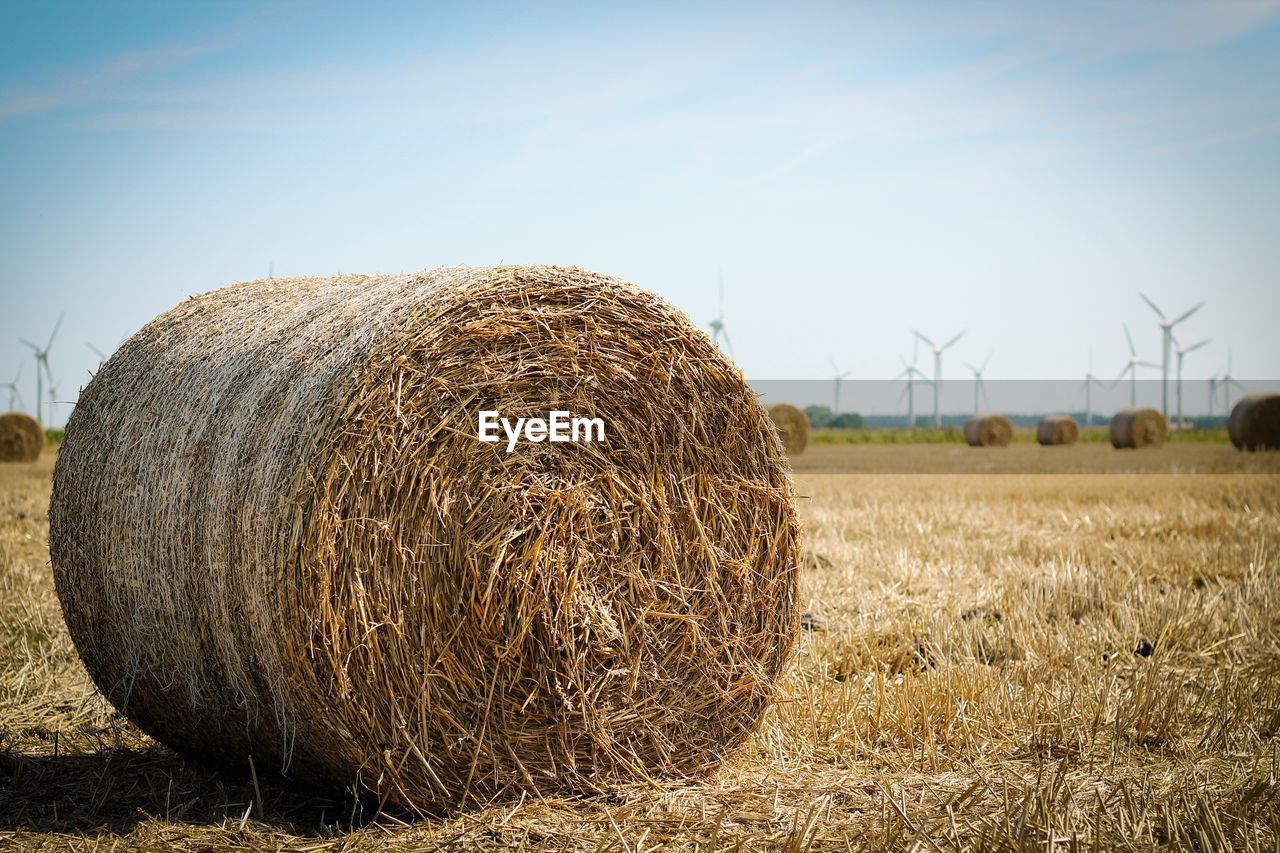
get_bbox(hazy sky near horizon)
[2,1,1278,425]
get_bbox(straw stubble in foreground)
[3,452,1279,848]
[48,266,800,812]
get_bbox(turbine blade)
[942,329,966,350]
[720,326,734,359]
[1123,323,1135,355]
[1138,292,1165,321]
[911,329,935,348]
[1186,338,1211,353]
[1173,302,1203,325]
[19,338,40,352]
[980,351,992,372]
[828,357,839,374]
[1138,360,1160,368]
[46,312,64,350]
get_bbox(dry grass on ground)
[2,449,1278,850]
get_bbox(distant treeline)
[805,406,1229,431]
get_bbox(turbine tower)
[2,364,23,411]
[1220,348,1246,414]
[912,328,966,428]
[1116,323,1158,407]
[828,357,851,414]
[19,313,63,427]
[707,271,734,358]
[1139,292,1203,420]
[1171,334,1210,429]
[964,352,992,416]
[1081,349,1112,427]
[895,351,929,428]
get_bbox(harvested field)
[3,448,1280,849]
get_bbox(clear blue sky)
[2,1,1278,425]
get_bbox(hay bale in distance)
[1036,414,1079,446]
[50,266,800,812]
[767,403,809,455]
[1110,408,1167,449]
[1228,394,1280,451]
[0,412,42,462]
[963,413,1013,447]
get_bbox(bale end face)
[767,403,810,455]
[963,414,1013,447]
[1037,414,1079,446]
[1228,394,1280,451]
[0,412,43,463]
[1109,408,1167,449]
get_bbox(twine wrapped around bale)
[1110,408,1166,449]
[0,412,43,462]
[1228,394,1280,451]
[1036,414,1079,446]
[49,266,800,812]
[767,403,809,455]
[963,414,1013,447]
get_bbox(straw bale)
[1036,414,1079,446]
[963,414,1013,447]
[1227,394,1280,451]
[49,265,800,811]
[0,412,42,462]
[1110,408,1166,449]
[767,403,809,455]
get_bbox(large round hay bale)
[50,266,800,811]
[1228,394,1280,451]
[1036,414,1079,446]
[1109,408,1166,449]
[963,413,1013,447]
[767,403,809,455]
[0,412,43,462]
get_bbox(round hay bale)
[963,414,1013,447]
[0,412,43,462]
[50,266,800,812]
[1109,408,1167,449]
[1227,394,1280,451]
[1036,414,1079,446]
[767,403,809,455]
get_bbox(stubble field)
[2,445,1278,850]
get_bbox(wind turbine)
[86,342,108,365]
[45,375,63,429]
[1081,349,1113,427]
[1116,323,1159,407]
[707,271,734,358]
[828,357,851,414]
[1220,348,1246,414]
[1139,292,1204,420]
[20,313,63,427]
[912,328,966,427]
[1171,334,1210,429]
[2,364,23,411]
[895,353,930,428]
[964,352,992,416]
